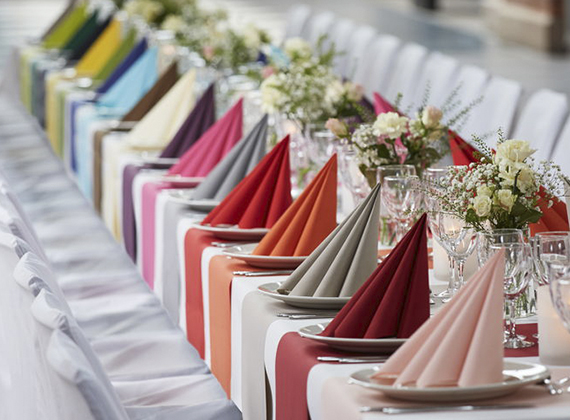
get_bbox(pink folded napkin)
[321,214,429,338]
[373,92,395,115]
[201,135,292,229]
[168,99,243,177]
[373,249,505,388]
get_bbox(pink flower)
[261,65,276,79]
[394,137,408,164]
[202,45,214,61]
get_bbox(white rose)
[284,37,312,60]
[477,185,493,197]
[516,165,536,193]
[472,195,492,217]
[495,139,536,164]
[421,105,443,129]
[496,189,516,211]
[260,74,283,113]
[324,79,344,107]
[242,24,261,49]
[161,15,185,33]
[372,112,409,139]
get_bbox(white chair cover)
[384,42,429,108]
[306,11,336,47]
[551,118,570,177]
[357,34,401,97]
[342,25,377,80]
[411,51,460,110]
[328,18,356,75]
[511,89,568,162]
[285,4,312,39]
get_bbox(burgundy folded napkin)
[321,214,430,338]
[373,92,395,115]
[201,136,292,229]
[449,130,479,165]
[168,99,243,177]
[160,83,216,158]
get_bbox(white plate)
[350,361,549,402]
[160,175,204,188]
[187,199,221,212]
[192,222,268,240]
[223,243,306,269]
[258,282,350,309]
[141,157,179,165]
[299,322,406,353]
[164,192,220,212]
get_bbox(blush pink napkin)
[321,214,430,339]
[252,154,337,256]
[201,136,292,229]
[373,92,395,115]
[373,249,505,388]
[168,98,243,177]
[140,181,168,287]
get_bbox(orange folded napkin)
[201,135,292,229]
[449,130,479,165]
[321,214,429,339]
[373,249,505,388]
[252,155,337,256]
[373,92,395,115]
[278,184,381,297]
[168,99,244,177]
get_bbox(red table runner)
[275,323,539,420]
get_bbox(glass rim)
[537,231,570,237]
[382,175,420,181]
[377,164,416,170]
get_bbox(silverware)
[277,313,336,319]
[233,270,293,277]
[360,404,534,414]
[318,356,389,363]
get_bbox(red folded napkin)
[321,214,429,339]
[449,130,479,165]
[168,98,243,177]
[373,92,395,115]
[252,155,337,256]
[201,135,292,229]
[530,188,569,235]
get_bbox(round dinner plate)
[223,243,306,269]
[160,175,204,188]
[349,361,549,402]
[298,322,406,353]
[192,222,269,241]
[258,282,350,309]
[164,192,220,212]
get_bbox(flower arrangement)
[260,37,370,128]
[123,0,192,26]
[431,134,563,231]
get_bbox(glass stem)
[456,259,465,289]
[506,298,517,340]
[447,256,456,292]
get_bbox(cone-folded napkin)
[374,92,395,115]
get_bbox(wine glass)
[438,212,478,290]
[381,175,422,242]
[491,242,534,349]
[533,231,570,286]
[377,165,416,189]
[478,229,525,268]
[337,146,370,207]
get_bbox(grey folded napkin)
[192,114,268,201]
[278,184,381,297]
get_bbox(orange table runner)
[208,255,260,397]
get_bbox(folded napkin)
[253,155,337,256]
[168,98,243,177]
[373,92,395,115]
[96,36,147,95]
[159,83,216,158]
[192,114,268,201]
[277,184,381,297]
[93,28,137,85]
[530,188,569,235]
[373,249,505,388]
[321,214,429,337]
[201,135,292,228]
[74,18,122,77]
[125,69,197,150]
[449,131,479,165]
[43,3,88,49]
[96,46,158,113]
[120,59,177,122]
[62,11,111,61]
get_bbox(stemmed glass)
[478,229,525,268]
[438,212,478,291]
[381,175,423,242]
[532,231,570,285]
[377,165,417,187]
[337,146,370,207]
[491,242,534,349]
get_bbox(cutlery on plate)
[318,356,389,363]
[233,270,293,277]
[360,404,534,414]
[277,313,336,319]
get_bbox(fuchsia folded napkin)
[373,92,396,115]
[201,136,292,229]
[168,98,243,177]
[373,249,505,388]
[321,214,430,338]
[252,155,337,256]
